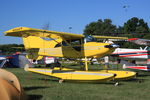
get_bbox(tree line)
[84,17,149,36]
[83,17,150,48]
[0,44,25,55]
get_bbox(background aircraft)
[128,38,150,46]
[114,38,150,71]
[111,47,149,59]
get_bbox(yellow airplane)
[4,27,127,70]
[4,27,136,82]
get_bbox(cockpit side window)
[68,39,82,45]
[54,41,68,48]
[62,41,68,46]
[73,46,81,51]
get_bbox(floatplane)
[4,27,136,83]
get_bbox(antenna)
[42,22,50,30]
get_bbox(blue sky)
[0,0,150,44]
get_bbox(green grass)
[5,64,150,100]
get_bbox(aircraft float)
[4,27,136,83]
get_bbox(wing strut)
[85,57,88,71]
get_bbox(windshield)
[84,35,96,42]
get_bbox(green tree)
[123,17,149,34]
[83,19,117,36]
[116,26,124,34]
[83,22,97,35]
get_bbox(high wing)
[93,35,128,40]
[4,27,84,40]
[128,38,150,46]
[4,27,128,41]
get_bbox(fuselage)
[38,42,116,58]
[23,36,118,60]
